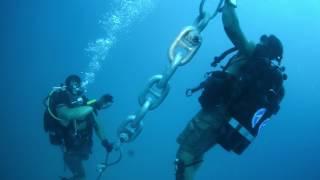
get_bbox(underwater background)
[1,0,320,179]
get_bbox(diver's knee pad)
[60,176,74,180]
[175,158,204,180]
[175,159,185,180]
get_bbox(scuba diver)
[43,74,114,180]
[175,1,287,180]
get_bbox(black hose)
[106,150,122,166]
[211,47,237,67]
[96,149,123,180]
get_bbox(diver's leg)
[64,152,86,180]
[175,108,229,180]
[175,149,203,180]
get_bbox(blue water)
[1,0,320,179]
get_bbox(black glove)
[102,139,113,153]
[95,94,113,110]
[226,0,237,7]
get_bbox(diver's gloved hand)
[102,139,114,153]
[95,94,114,110]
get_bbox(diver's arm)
[93,114,107,141]
[222,1,254,56]
[199,0,205,15]
[93,115,114,152]
[56,105,94,127]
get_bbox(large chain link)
[117,0,224,144]
[195,0,224,32]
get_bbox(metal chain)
[117,0,224,144]
[194,0,224,33]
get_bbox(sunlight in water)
[82,0,155,87]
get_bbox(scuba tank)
[43,86,68,145]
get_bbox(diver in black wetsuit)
[175,1,287,180]
[44,75,114,180]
